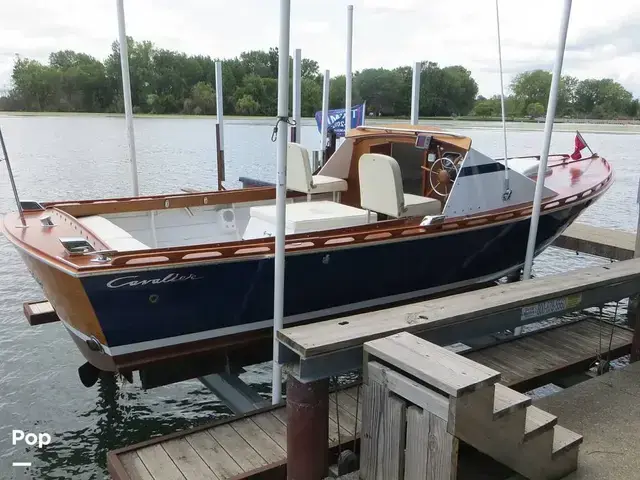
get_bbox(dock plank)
[209,424,267,472]
[120,453,154,480]
[185,432,243,479]
[162,438,217,480]
[229,418,285,464]
[137,444,186,480]
[277,258,640,358]
[251,412,287,450]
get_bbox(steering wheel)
[421,155,461,197]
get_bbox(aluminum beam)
[199,373,269,415]
[280,274,640,383]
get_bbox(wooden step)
[524,406,558,442]
[493,384,531,420]
[364,332,501,397]
[552,425,583,458]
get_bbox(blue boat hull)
[80,201,590,357]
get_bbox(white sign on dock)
[520,294,582,322]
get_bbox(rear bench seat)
[77,215,149,252]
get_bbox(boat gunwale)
[2,155,613,277]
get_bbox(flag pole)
[522,0,572,283]
[271,0,291,405]
[577,131,594,156]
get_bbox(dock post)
[286,376,329,480]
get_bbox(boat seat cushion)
[77,215,149,251]
[310,175,348,194]
[359,153,441,218]
[287,142,347,195]
[404,194,442,217]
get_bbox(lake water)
[0,114,637,479]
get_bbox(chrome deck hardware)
[59,237,117,262]
[39,215,55,227]
[59,237,96,255]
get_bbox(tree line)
[1,37,637,120]
[474,70,639,120]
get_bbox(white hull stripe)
[60,264,521,357]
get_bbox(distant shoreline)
[1,111,639,135]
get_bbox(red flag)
[570,132,587,160]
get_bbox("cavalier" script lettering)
[106,273,203,289]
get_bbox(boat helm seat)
[287,142,348,201]
[358,153,441,219]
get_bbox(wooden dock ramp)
[361,332,583,479]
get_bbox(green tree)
[354,68,401,115]
[526,102,545,117]
[329,75,345,109]
[235,94,260,115]
[190,81,215,114]
[473,100,496,117]
[574,78,634,118]
[440,66,478,115]
[11,57,60,111]
[300,77,322,116]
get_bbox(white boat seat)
[287,142,348,200]
[358,153,441,218]
[77,215,149,251]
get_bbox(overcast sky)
[1,0,639,98]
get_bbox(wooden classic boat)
[2,125,612,376]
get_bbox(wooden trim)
[83,175,614,272]
[7,155,613,276]
[107,451,131,480]
[51,187,302,218]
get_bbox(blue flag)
[315,103,366,138]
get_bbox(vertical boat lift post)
[291,48,302,143]
[344,4,354,135]
[522,0,573,282]
[115,0,139,197]
[271,0,292,406]
[215,61,226,190]
[410,62,420,125]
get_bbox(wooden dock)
[108,386,362,480]
[466,318,632,393]
[106,317,632,480]
[552,223,636,261]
